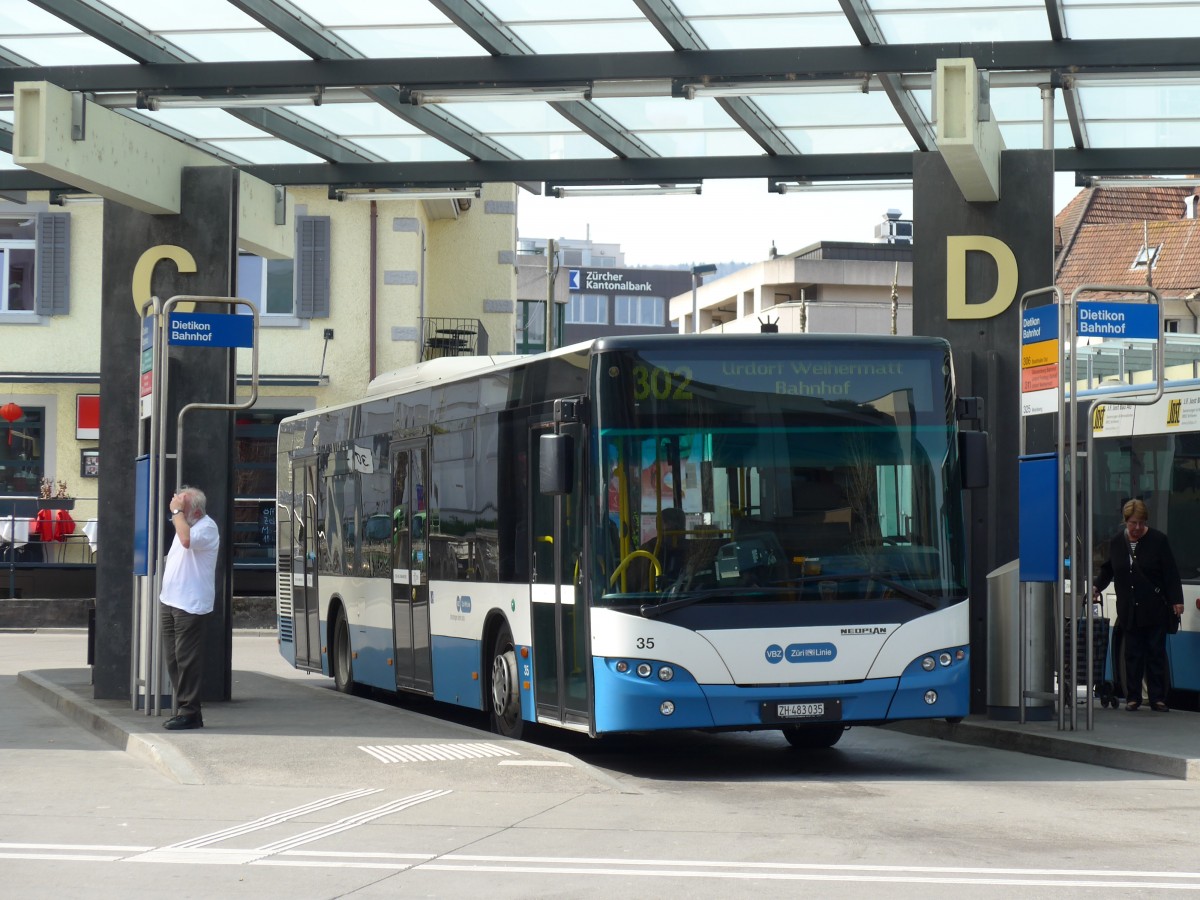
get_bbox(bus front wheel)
[332,613,356,694]
[781,723,845,749]
[489,624,524,740]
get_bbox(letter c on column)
[132,245,197,315]
[946,235,1018,320]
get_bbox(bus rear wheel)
[781,723,845,749]
[332,613,356,695]
[489,624,524,740]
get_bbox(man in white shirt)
[160,486,220,730]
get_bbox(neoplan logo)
[840,627,889,636]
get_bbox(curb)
[17,670,203,785]
[888,718,1199,780]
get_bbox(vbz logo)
[1167,398,1182,427]
[764,644,784,664]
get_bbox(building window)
[0,406,44,495]
[1165,319,1180,333]
[565,293,608,324]
[0,241,36,312]
[237,253,296,315]
[615,295,665,326]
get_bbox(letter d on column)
[946,235,1018,320]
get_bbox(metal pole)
[691,272,699,334]
[1017,285,1063,725]
[1040,84,1054,150]
[545,239,556,353]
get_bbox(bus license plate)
[779,702,824,719]
[761,699,841,723]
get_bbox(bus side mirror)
[958,430,989,489]
[539,433,573,495]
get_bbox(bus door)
[390,440,433,694]
[291,457,321,671]
[529,416,590,729]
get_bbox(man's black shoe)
[163,714,203,730]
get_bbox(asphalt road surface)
[3,630,1198,898]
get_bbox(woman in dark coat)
[1093,499,1185,711]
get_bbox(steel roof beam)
[429,0,655,159]
[5,147,1200,192]
[27,0,379,164]
[634,0,797,155]
[1044,0,1069,42]
[838,0,936,152]
[7,40,1198,94]
[229,0,520,163]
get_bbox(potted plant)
[37,477,75,511]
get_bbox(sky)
[516,173,1083,269]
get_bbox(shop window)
[232,409,298,566]
[0,406,45,495]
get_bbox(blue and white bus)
[276,334,984,747]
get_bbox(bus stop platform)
[891,709,1200,780]
[13,662,619,793]
[15,654,1200,783]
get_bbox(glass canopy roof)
[0,0,1197,193]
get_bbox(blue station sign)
[1076,302,1159,340]
[167,312,254,348]
[1022,306,1058,344]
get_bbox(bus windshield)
[593,343,968,609]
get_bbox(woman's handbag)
[1130,541,1181,633]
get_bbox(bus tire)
[781,723,845,749]
[332,612,356,695]
[489,623,524,740]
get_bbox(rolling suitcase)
[1064,609,1114,706]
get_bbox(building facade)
[672,239,914,337]
[0,184,518,596]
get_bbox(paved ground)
[9,627,1200,784]
[7,630,1200,898]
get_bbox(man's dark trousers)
[161,604,206,717]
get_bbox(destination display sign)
[625,352,938,412]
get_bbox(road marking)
[126,788,447,866]
[253,790,451,855]
[359,742,520,763]
[161,787,381,850]
[7,814,1200,890]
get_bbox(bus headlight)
[658,666,674,682]
[938,652,953,667]
[660,701,675,716]
[615,660,629,674]
[921,656,936,671]
[636,663,652,678]
[924,690,938,705]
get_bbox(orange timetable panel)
[1022,339,1056,369]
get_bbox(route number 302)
[632,364,694,401]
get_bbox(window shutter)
[295,215,330,319]
[35,212,70,316]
